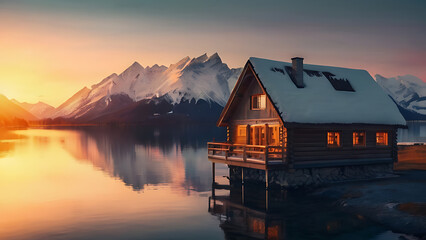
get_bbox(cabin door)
[249,124,280,146]
[267,125,280,146]
[250,126,265,145]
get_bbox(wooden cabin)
[208,57,406,172]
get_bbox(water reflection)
[0,127,227,240]
[209,184,389,240]
[0,130,24,157]
[0,127,422,240]
[56,126,226,191]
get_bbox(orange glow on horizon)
[1,7,425,107]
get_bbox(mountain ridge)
[375,74,426,119]
[46,53,242,122]
[9,54,426,124]
[0,94,38,127]
[11,99,55,119]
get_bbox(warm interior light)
[235,125,247,144]
[237,125,246,137]
[353,131,366,146]
[327,132,340,147]
[376,132,388,146]
[267,125,280,146]
[251,94,266,110]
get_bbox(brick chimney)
[291,57,304,88]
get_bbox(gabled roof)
[219,57,406,126]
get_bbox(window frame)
[251,94,266,110]
[353,131,366,147]
[376,131,389,146]
[237,125,247,137]
[327,131,341,148]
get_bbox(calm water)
[398,121,426,143]
[0,126,420,240]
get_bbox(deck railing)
[207,142,286,165]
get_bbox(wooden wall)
[228,77,280,124]
[288,125,398,164]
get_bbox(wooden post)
[243,146,247,162]
[265,169,269,190]
[265,124,269,146]
[241,167,245,184]
[265,188,269,211]
[242,184,245,205]
[246,124,250,144]
[212,185,215,202]
[264,146,269,164]
[212,162,216,184]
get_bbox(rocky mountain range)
[3,54,426,126]
[42,53,240,124]
[11,100,55,119]
[376,74,426,120]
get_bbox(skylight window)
[304,69,322,77]
[270,67,285,75]
[322,72,355,92]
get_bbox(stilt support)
[241,167,245,185]
[212,162,216,184]
[265,169,269,189]
[265,188,269,211]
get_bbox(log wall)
[289,126,398,165]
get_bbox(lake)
[0,125,424,240]
[398,120,426,143]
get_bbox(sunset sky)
[0,0,425,107]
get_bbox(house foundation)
[228,164,395,188]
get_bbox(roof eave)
[216,61,251,127]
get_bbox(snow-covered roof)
[246,57,406,125]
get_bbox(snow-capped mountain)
[11,100,55,119]
[376,74,426,116]
[51,53,241,122]
[50,87,91,119]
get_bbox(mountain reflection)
[59,126,225,192]
[0,130,25,157]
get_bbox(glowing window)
[251,94,266,110]
[353,131,366,146]
[376,132,388,146]
[237,125,246,137]
[327,132,340,147]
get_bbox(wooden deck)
[207,142,287,170]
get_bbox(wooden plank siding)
[227,73,281,146]
[228,76,280,124]
[290,127,397,163]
